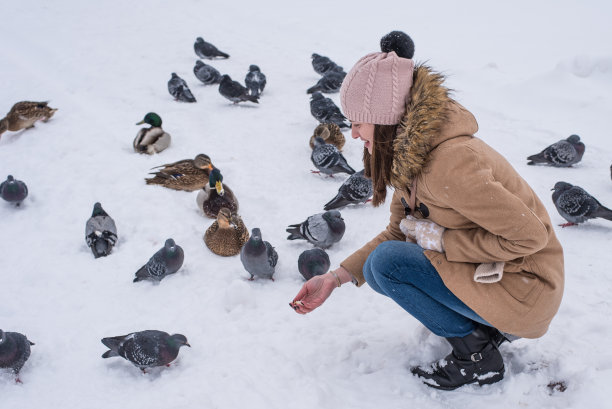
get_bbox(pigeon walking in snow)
[551,181,612,227]
[311,53,340,75]
[101,330,190,373]
[310,92,350,128]
[244,65,267,97]
[0,330,34,382]
[324,169,373,210]
[168,73,196,102]
[298,248,330,281]
[527,134,585,167]
[0,175,28,205]
[193,60,223,85]
[85,202,118,258]
[218,75,259,104]
[307,67,346,94]
[240,228,278,280]
[311,136,355,176]
[286,210,345,249]
[134,239,184,283]
[194,37,229,59]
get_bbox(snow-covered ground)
[1,0,611,408]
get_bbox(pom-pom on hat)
[340,31,415,125]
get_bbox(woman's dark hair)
[363,124,398,206]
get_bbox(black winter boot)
[411,326,505,390]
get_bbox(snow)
[1,0,611,408]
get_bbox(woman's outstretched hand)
[290,273,337,314]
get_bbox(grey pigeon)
[307,68,346,94]
[194,37,229,59]
[551,181,612,227]
[245,65,267,97]
[240,228,278,280]
[324,169,373,210]
[85,202,118,258]
[310,92,350,128]
[218,75,259,104]
[0,329,34,382]
[298,248,330,280]
[311,136,355,176]
[101,330,190,372]
[527,134,585,167]
[193,60,222,85]
[286,210,345,249]
[0,175,28,205]
[168,73,196,102]
[311,53,339,75]
[134,239,184,282]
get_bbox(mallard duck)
[309,123,345,151]
[145,154,213,191]
[196,167,239,218]
[0,101,57,138]
[133,112,171,154]
[204,208,249,257]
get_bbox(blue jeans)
[363,241,490,337]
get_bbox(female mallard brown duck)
[0,101,57,139]
[309,123,345,151]
[134,112,171,154]
[196,167,239,218]
[145,154,213,191]
[204,208,249,257]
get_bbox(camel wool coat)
[341,66,564,338]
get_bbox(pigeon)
[101,330,190,372]
[218,75,259,104]
[240,228,278,280]
[324,169,373,210]
[286,210,345,249]
[311,136,355,176]
[307,67,346,94]
[85,202,118,258]
[194,37,229,59]
[244,65,267,97]
[527,134,585,167]
[0,329,34,382]
[310,92,350,128]
[134,239,184,283]
[551,181,612,227]
[168,73,196,102]
[0,175,28,205]
[298,248,330,280]
[193,60,223,85]
[311,53,340,75]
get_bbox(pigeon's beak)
[215,180,225,196]
[136,120,145,125]
[185,342,191,347]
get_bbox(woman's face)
[351,122,375,153]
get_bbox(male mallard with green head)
[0,101,57,139]
[145,154,213,191]
[204,208,249,257]
[134,112,171,154]
[196,167,239,218]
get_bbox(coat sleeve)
[428,146,550,264]
[340,190,407,286]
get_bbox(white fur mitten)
[474,262,505,283]
[399,216,445,252]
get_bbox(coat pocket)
[499,271,543,303]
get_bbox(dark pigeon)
[240,228,278,280]
[324,169,373,210]
[244,65,267,97]
[193,60,222,85]
[310,92,350,128]
[218,75,259,104]
[311,136,355,176]
[307,68,346,94]
[134,239,184,283]
[168,73,196,102]
[85,202,118,258]
[298,248,330,281]
[194,37,229,59]
[551,181,612,227]
[0,175,28,205]
[286,210,345,249]
[0,329,34,382]
[527,134,585,167]
[311,53,339,75]
[101,330,190,372]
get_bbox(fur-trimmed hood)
[391,65,479,189]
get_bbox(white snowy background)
[1,0,611,408]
